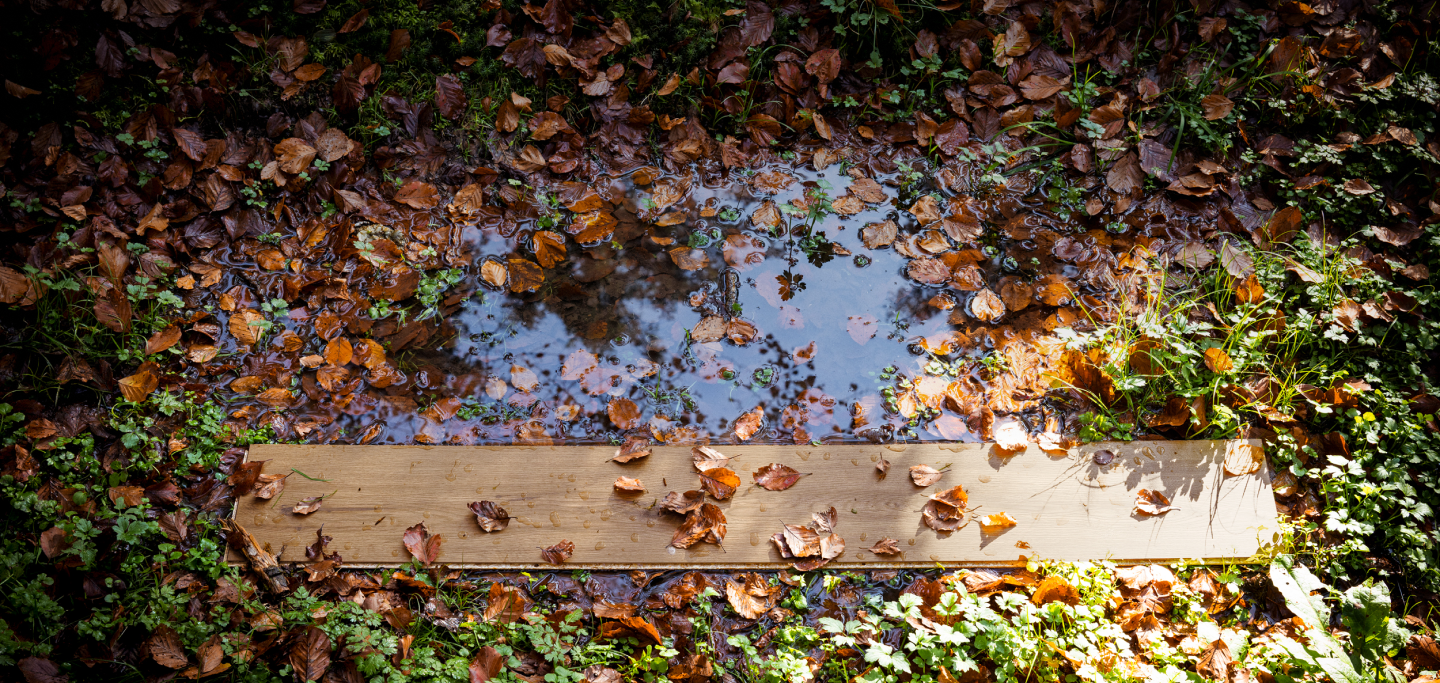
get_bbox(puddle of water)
[211,145,1200,446]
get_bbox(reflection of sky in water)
[306,152,1121,447]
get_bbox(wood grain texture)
[232,440,1278,568]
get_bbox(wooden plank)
[231,441,1278,569]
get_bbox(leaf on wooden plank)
[1134,489,1177,515]
[753,463,806,491]
[468,501,510,532]
[540,539,574,564]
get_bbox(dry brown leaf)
[1134,489,1177,516]
[910,464,943,486]
[980,512,1017,529]
[1032,575,1081,605]
[1223,442,1263,476]
[1203,347,1234,374]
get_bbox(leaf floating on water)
[540,539,574,564]
[734,407,764,441]
[868,537,902,556]
[1134,489,1177,516]
[992,416,1029,452]
[698,467,740,500]
[671,502,726,549]
[753,463,806,491]
[480,259,508,288]
[468,501,510,532]
[293,496,324,515]
[910,464,942,487]
[691,316,727,343]
[660,490,704,514]
[402,522,443,564]
[846,315,877,345]
[725,573,781,619]
[969,287,1006,322]
[614,476,646,493]
[1223,442,1263,476]
[612,436,652,463]
[607,397,642,430]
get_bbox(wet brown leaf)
[1200,93,1234,120]
[539,539,574,564]
[1134,489,1176,515]
[254,474,288,500]
[661,490,704,514]
[229,309,265,346]
[733,407,763,441]
[969,288,1005,322]
[672,502,726,548]
[699,467,740,500]
[753,463,805,491]
[480,260,508,288]
[469,501,510,532]
[533,231,568,268]
[607,398,642,430]
[145,326,181,355]
[507,259,544,292]
[612,436,652,463]
[274,138,316,174]
[118,369,159,402]
[614,476,646,493]
[293,496,324,515]
[395,181,439,209]
[910,464,943,486]
[669,247,710,271]
[402,522,443,564]
[861,220,898,249]
[868,537,901,556]
[148,625,188,668]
